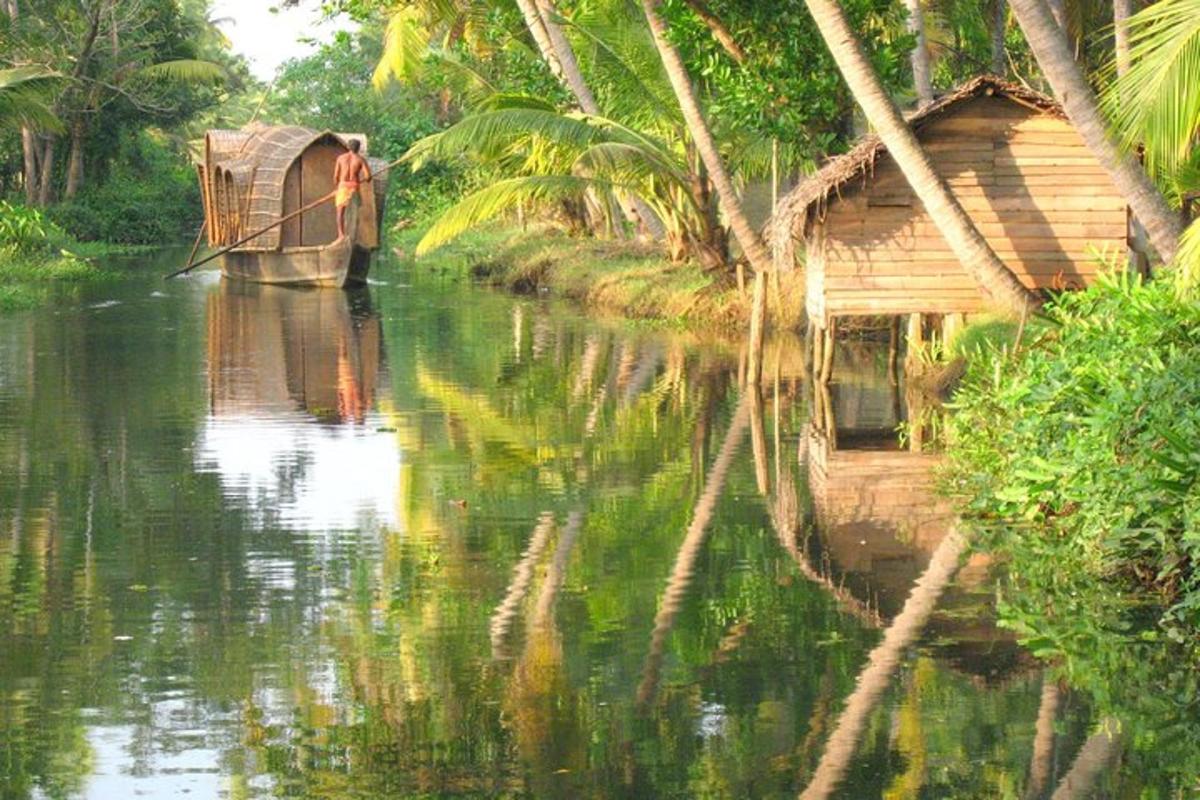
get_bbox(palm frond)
[373,6,431,89]
[1172,217,1200,296]
[137,59,225,83]
[573,141,687,187]
[404,108,605,167]
[1102,0,1200,177]
[0,68,63,133]
[417,175,619,254]
[428,49,500,107]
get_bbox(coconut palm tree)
[638,0,772,274]
[904,0,934,106]
[638,0,776,382]
[1102,0,1200,286]
[1009,0,1183,263]
[802,0,1039,314]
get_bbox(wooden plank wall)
[814,96,1128,319]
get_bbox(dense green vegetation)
[944,270,1200,792]
[0,199,121,310]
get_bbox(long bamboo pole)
[183,219,207,273]
[165,188,337,279]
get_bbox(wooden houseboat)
[198,125,387,287]
[767,76,1136,338]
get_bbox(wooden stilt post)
[819,317,836,384]
[887,316,900,386]
[905,313,924,372]
[820,381,837,451]
[805,319,818,383]
[747,269,767,386]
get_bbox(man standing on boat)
[334,139,372,241]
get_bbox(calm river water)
[0,253,1116,798]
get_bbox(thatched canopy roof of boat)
[200,124,385,251]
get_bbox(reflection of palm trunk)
[532,510,585,629]
[637,396,751,706]
[798,528,968,800]
[622,347,661,406]
[1025,675,1060,799]
[750,387,770,496]
[490,512,557,655]
[572,335,603,401]
[1049,720,1121,800]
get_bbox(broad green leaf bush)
[0,200,65,254]
[943,269,1200,790]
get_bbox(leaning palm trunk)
[1008,0,1182,263]
[904,0,934,106]
[641,0,773,383]
[803,0,1039,315]
[1112,0,1132,79]
[517,0,665,239]
[639,0,772,274]
[991,0,1008,75]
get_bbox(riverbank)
[397,223,806,334]
[0,242,156,312]
[0,201,155,312]
[941,270,1200,790]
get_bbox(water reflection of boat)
[206,281,382,422]
[197,282,399,532]
[198,126,388,287]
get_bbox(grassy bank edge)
[393,223,806,334]
[0,244,140,312]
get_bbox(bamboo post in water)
[747,269,768,386]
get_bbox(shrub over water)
[944,269,1200,790]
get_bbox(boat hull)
[220,203,372,288]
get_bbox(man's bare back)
[334,151,370,188]
[333,140,371,240]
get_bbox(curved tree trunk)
[680,0,746,63]
[1008,0,1182,263]
[905,0,934,106]
[804,0,1039,315]
[991,0,1008,75]
[518,0,665,239]
[640,0,772,275]
[65,115,86,200]
[1112,0,1132,79]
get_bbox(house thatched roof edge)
[763,76,1063,257]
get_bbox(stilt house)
[767,77,1133,329]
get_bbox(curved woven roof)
[204,125,369,250]
[764,76,1064,257]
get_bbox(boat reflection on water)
[205,281,383,422]
[197,281,399,532]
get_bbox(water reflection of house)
[206,281,382,423]
[804,346,1031,682]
